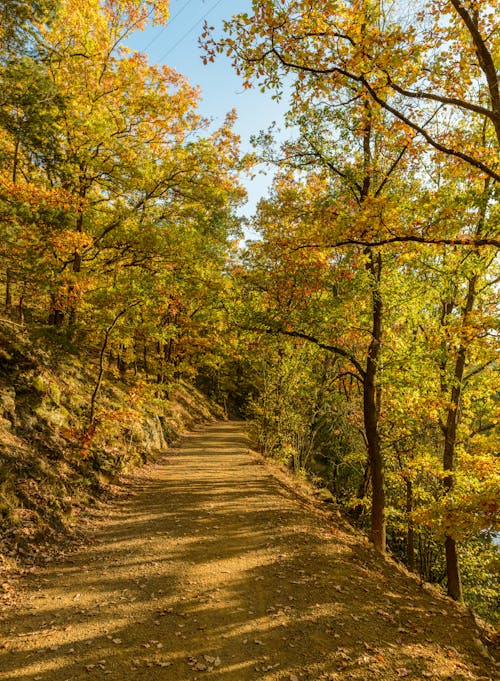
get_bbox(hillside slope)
[0,422,497,681]
[0,320,223,572]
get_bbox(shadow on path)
[0,422,495,681]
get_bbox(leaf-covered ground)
[0,422,497,680]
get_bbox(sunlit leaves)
[207,0,500,188]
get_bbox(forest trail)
[0,421,496,681]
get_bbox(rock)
[473,638,492,659]
[0,416,12,430]
[317,488,335,503]
[0,388,17,425]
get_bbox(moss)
[0,348,13,362]
[32,373,61,404]
[35,400,70,429]
[32,374,47,394]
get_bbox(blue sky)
[127,0,291,218]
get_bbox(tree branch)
[289,235,500,250]
[266,326,366,379]
[267,46,500,182]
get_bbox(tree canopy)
[0,0,498,621]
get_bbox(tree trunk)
[5,269,12,312]
[406,477,415,572]
[442,396,463,600]
[18,282,26,324]
[7,138,18,316]
[445,535,462,601]
[364,250,385,552]
[441,273,477,601]
[366,401,385,551]
[156,340,163,384]
[68,185,85,329]
[166,337,174,364]
[48,293,64,326]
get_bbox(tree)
[208,0,499,592]
[0,0,246,430]
[0,0,245,327]
[206,0,500,248]
[0,0,59,55]
[236,54,433,550]
[372,175,499,599]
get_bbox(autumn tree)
[212,0,499,592]
[0,0,246,427]
[239,165,406,553]
[239,162,499,596]
[206,0,500,247]
[0,0,59,54]
[234,38,435,549]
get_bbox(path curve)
[0,421,496,680]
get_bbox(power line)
[141,0,197,52]
[158,0,225,62]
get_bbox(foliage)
[459,535,500,625]
[0,0,498,628]
[209,0,500,617]
[0,0,246,427]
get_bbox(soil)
[0,421,497,681]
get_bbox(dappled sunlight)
[0,423,493,681]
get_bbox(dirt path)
[0,421,496,681]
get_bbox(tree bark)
[68,182,85,329]
[444,535,462,601]
[406,477,415,572]
[364,250,385,552]
[441,272,477,601]
[5,269,12,312]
